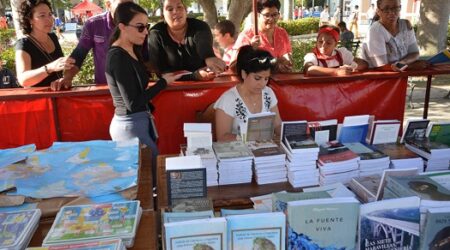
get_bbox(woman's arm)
[215,109,238,142]
[304,62,352,76]
[15,50,73,87]
[270,105,282,137]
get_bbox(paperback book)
[427,121,450,145]
[246,112,276,142]
[287,197,360,250]
[226,212,285,250]
[420,206,450,250]
[26,239,125,250]
[164,217,227,250]
[359,197,420,250]
[427,49,450,65]
[0,209,41,250]
[308,119,338,145]
[400,119,430,144]
[366,119,400,145]
[271,190,331,212]
[386,175,450,201]
[165,155,206,205]
[43,201,141,247]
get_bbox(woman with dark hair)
[362,0,427,71]
[106,2,180,170]
[232,0,292,73]
[15,0,74,88]
[214,45,282,141]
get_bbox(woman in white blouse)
[362,0,427,71]
[214,45,282,142]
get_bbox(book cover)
[350,175,381,202]
[164,217,227,250]
[0,144,36,168]
[359,197,420,250]
[287,197,360,250]
[171,197,214,212]
[281,120,308,141]
[44,201,141,245]
[376,168,419,200]
[308,119,338,145]
[212,141,253,161]
[373,143,419,160]
[400,119,430,144]
[369,120,401,145]
[344,142,388,160]
[427,122,450,146]
[420,207,450,250]
[0,209,41,249]
[387,175,450,201]
[318,141,359,164]
[220,208,265,217]
[284,136,319,153]
[271,191,331,212]
[163,210,214,223]
[246,112,276,142]
[427,49,450,65]
[226,212,285,250]
[338,124,369,144]
[166,156,207,206]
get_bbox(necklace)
[30,34,53,53]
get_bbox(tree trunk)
[228,0,252,36]
[11,0,23,37]
[417,0,450,56]
[282,0,293,20]
[198,0,217,28]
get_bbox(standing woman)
[362,0,427,71]
[15,0,74,88]
[232,0,293,73]
[106,2,180,173]
[214,45,282,142]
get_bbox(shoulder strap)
[336,50,344,66]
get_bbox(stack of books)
[338,115,370,144]
[43,201,142,248]
[365,118,400,145]
[344,142,390,177]
[374,143,424,170]
[183,123,218,186]
[248,141,287,185]
[402,119,450,171]
[281,121,320,187]
[213,141,253,185]
[0,209,41,250]
[317,141,360,185]
[28,239,126,250]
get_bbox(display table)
[1,66,449,153]
[156,155,302,210]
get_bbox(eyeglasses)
[128,23,150,33]
[260,12,280,20]
[380,5,401,13]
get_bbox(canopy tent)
[72,0,103,16]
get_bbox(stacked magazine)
[374,143,423,170]
[27,239,125,250]
[183,123,218,186]
[0,209,41,250]
[318,141,359,185]
[281,121,320,187]
[43,201,142,248]
[213,141,254,185]
[248,141,287,185]
[344,142,390,177]
[402,119,450,171]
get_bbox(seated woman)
[362,0,427,71]
[15,0,74,88]
[232,0,293,73]
[304,25,367,76]
[148,0,226,81]
[214,45,282,142]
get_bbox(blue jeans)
[110,111,158,186]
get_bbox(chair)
[339,40,360,56]
[195,102,216,141]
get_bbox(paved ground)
[405,76,450,122]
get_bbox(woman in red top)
[232,0,293,73]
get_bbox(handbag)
[132,63,159,141]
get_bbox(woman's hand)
[161,72,183,84]
[48,57,75,73]
[276,57,293,73]
[250,35,261,49]
[194,69,215,81]
[335,66,353,76]
[205,57,226,74]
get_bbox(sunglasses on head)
[128,23,150,33]
[249,56,277,65]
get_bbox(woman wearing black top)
[106,2,180,166]
[15,0,74,88]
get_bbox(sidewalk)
[405,76,450,122]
